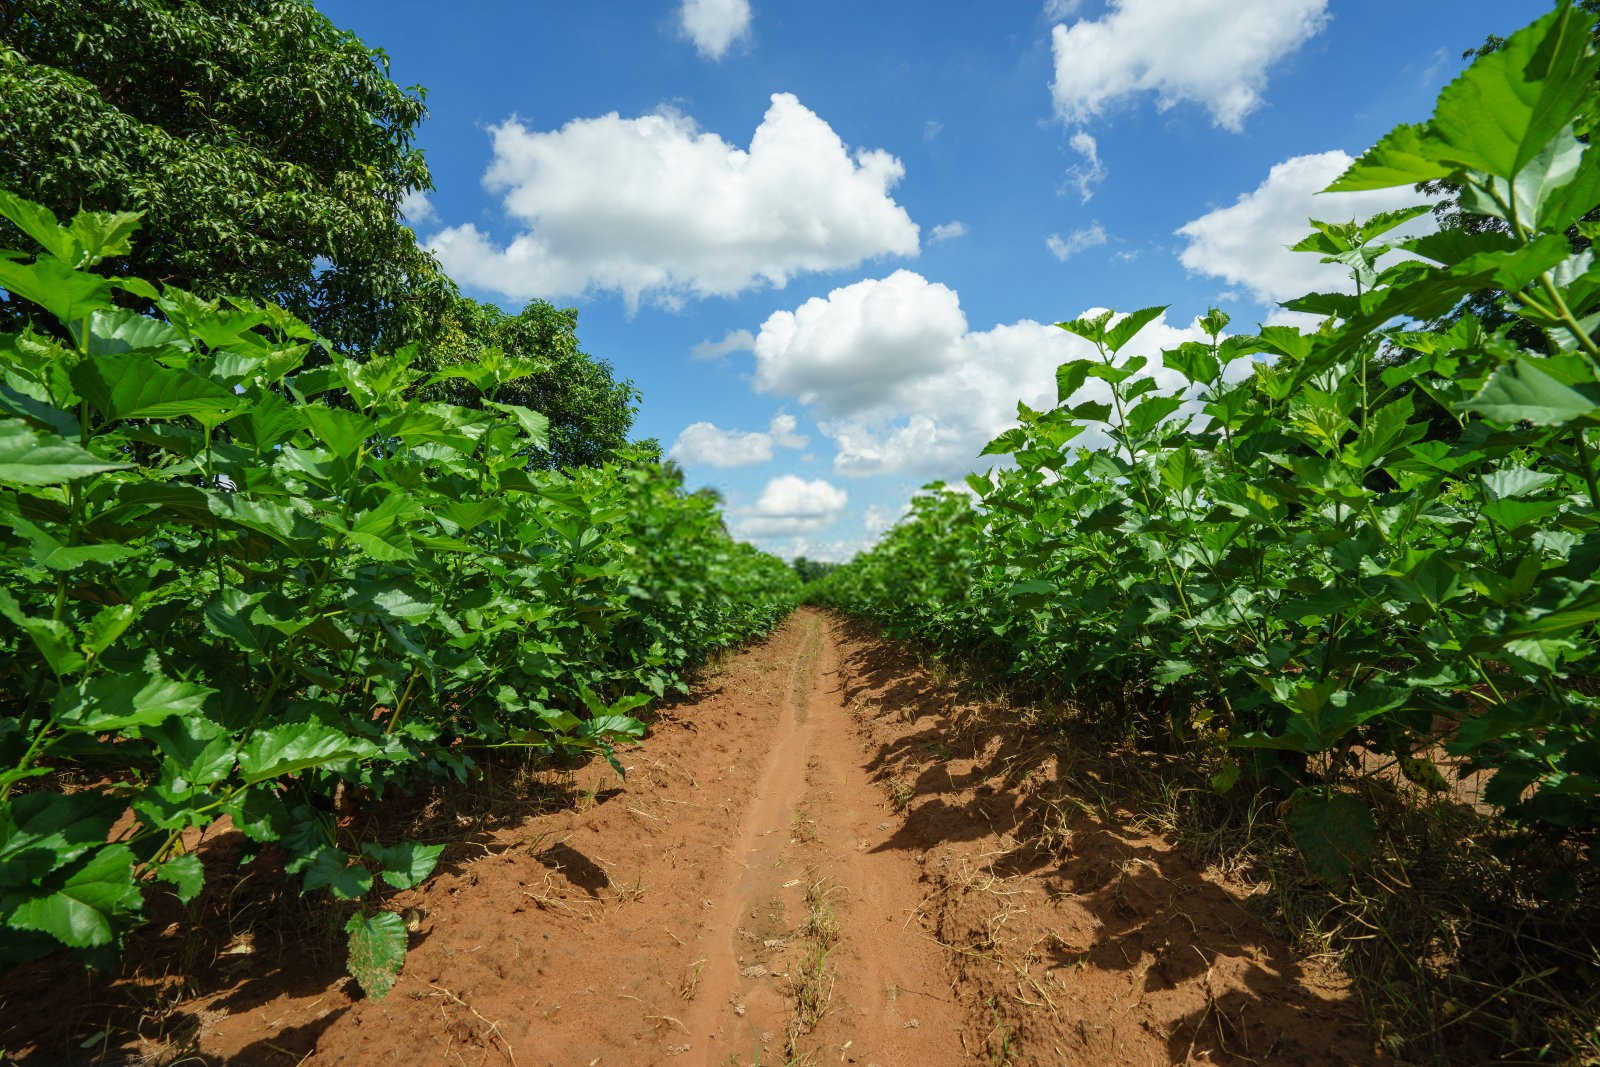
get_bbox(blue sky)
[323,0,1550,560]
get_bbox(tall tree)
[0,0,450,352]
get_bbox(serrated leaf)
[345,911,408,999]
[0,422,129,485]
[0,256,114,325]
[1104,306,1168,354]
[1464,358,1600,426]
[0,190,76,262]
[301,847,373,900]
[72,308,185,357]
[71,353,239,425]
[237,723,376,784]
[8,844,143,948]
[1435,7,1599,180]
[484,401,550,451]
[155,853,204,904]
[0,792,125,881]
[304,405,373,458]
[1285,790,1376,885]
[1327,124,1453,191]
[360,841,445,890]
[55,672,215,733]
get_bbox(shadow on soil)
[0,750,592,1065]
[832,616,1375,1064]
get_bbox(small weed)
[679,958,705,1000]
[789,806,818,844]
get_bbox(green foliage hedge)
[810,7,1600,881]
[0,193,798,987]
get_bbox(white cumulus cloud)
[768,412,809,449]
[692,328,757,361]
[1175,150,1437,310]
[428,94,920,311]
[667,413,808,469]
[668,423,775,468]
[399,190,437,225]
[736,475,848,537]
[679,0,752,59]
[743,271,1224,479]
[752,269,968,416]
[1046,224,1108,261]
[929,221,969,244]
[1050,0,1329,132]
[1065,131,1106,202]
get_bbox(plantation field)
[4,1,1600,1063]
[5,611,1380,1065]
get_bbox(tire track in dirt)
[683,611,962,1066]
[679,610,823,1055]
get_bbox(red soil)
[2,609,1381,1065]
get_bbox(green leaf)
[203,588,268,653]
[360,841,445,890]
[1464,358,1600,426]
[142,716,236,786]
[65,210,144,268]
[1105,306,1168,354]
[1331,8,1598,192]
[305,405,373,458]
[1159,445,1205,494]
[0,792,125,882]
[1163,342,1219,386]
[301,847,373,900]
[72,308,185,357]
[484,401,550,450]
[1399,757,1450,795]
[1536,139,1600,231]
[0,190,77,261]
[1126,394,1185,437]
[1494,126,1597,232]
[233,391,306,453]
[345,911,408,999]
[1483,467,1560,499]
[0,257,114,326]
[1210,759,1240,794]
[1438,7,1599,180]
[1054,309,1114,345]
[237,723,377,784]
[155,853,204,904]
[1327,124,1453,191]
[55,673,215,733]
[8,844,143,948]
[71,354,239,424]
[0,422,129,485]
[1285,790,1376,885]
[1055,359,1095,404]
[0,587,84,674]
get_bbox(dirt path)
[208,608,966,1066]
[4,609,1382,1065]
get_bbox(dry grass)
[785,878,842,1058]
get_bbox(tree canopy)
[0,0,451,353]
